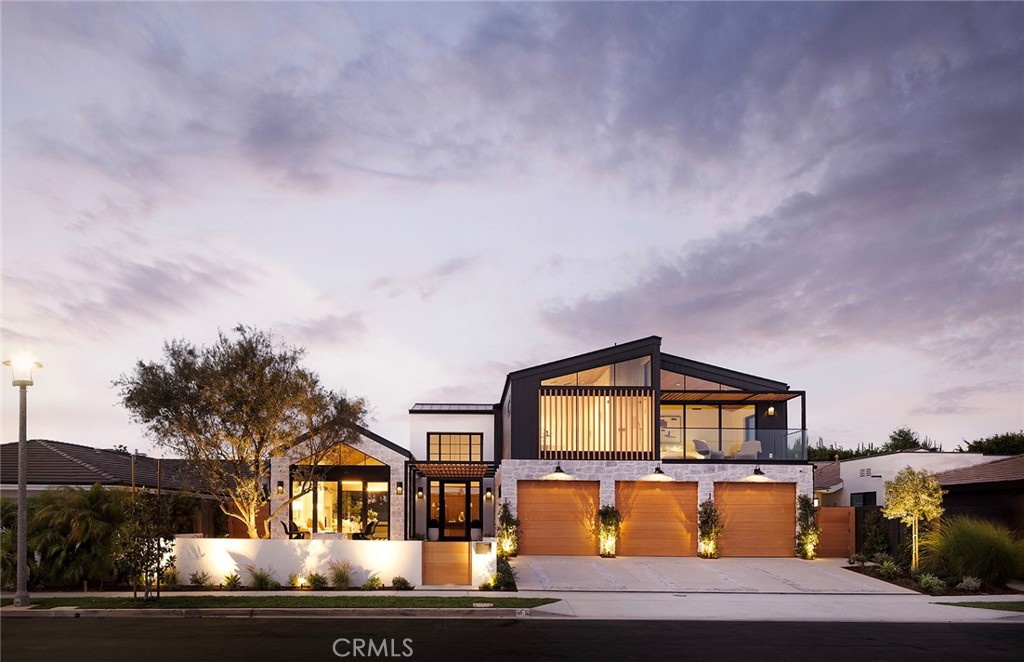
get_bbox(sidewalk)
[3,589,1022,623]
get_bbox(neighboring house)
[268,425,412,540]
[934,455,1024,531]
[407,336,813,557]
[814,450,1011,508]
[0,439,218,536]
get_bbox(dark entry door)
[440,482,470,540]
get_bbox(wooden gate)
[422,542,471,585]
[817,507,855,558]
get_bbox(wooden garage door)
[518,481,599,556]
[616,481,698,556]
[715,482,796,557]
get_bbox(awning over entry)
[410,462,496,479]
[660,390,803,403]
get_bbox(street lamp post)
[4,356,41,607]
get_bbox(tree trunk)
[911,517,919,571]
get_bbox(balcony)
[659,427,808,461]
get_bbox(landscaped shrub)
[189,570,211,588]
[246,564,279,590]
[848,553,868,567]
[391,576,413,590]
[495,500,521,558]
[697,497,723,559]
[362,573,383,590]
[796,495,821,560]
[879,559,903,580]
[288,573,302,588]
[860,510,890,556]
[871,552,893,565]
[224,572,242,590]
[915,573,946,595]
[920,516,1024,587]
[956,576,982,592]
[597,505,622,558]
[480,556,517,591]
[327,559,354,589]
[307,572,329,590]
[163,567,179,588]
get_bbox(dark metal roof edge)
[356,425,413,459]
[660,353,789,391]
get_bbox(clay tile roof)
[411,462,496,479]
[813,461,843,490]
[934,454,1024,486]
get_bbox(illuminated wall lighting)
[395,482,403,495]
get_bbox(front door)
[434,480,482,541]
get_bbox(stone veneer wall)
[269,434,407,540]
[495,460,813,518]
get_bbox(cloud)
[370,256,480,300]
[277,312,367,348]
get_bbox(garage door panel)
[715,482,796,557]
[617,482,697,557]
[518,481,599,556]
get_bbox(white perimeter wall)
[175,537,423,587]
[174,538,498,588]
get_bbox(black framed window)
[850,491,877,507]
[428,433,483,461]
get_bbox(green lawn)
[937,601,1024,613]
[4,595,557,610]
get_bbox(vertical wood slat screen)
[539,387,653,460]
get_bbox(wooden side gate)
[817,506,855,558]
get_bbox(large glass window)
[291,478,389,537]
[659,404,756,460]
[428,433,482,461]
[542,356,652,387]
[539,388,653,458]
[659,369,739,391]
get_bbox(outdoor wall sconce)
[484,487,493,500]
[767,406,776,416]
[753,466,765,476]
[813,497,820,508]
[653,465,665,475]
[416,487,424,499]
[554,464,566,475]
[395,481,403,495]
[276,481,284,496]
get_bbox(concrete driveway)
[511,556,916,594]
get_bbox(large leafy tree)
[882,467,945,571]
[115,325,367,539]
[958,431,1024,455]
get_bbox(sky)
[2,2,1022,456]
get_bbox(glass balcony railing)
[659,428,807,461]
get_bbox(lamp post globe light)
[3,355,41,607]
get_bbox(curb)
[1,607,531,619]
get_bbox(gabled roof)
[813,461,843,491]
[0,439,192,490]
[934,455,1024,486]
[357,425,413,459]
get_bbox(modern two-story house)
[404,336,812,557]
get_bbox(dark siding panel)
[510,377,540,459]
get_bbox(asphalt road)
[2,617,1022,661]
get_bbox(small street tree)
[115,493,176,600]
[115,325,367,539]
[882,466,945,571]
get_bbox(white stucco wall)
[269,431,409,540]
[822,451,1009,507]
[174,537,423,586]
[495,460,813,515]
[409,413,495,461]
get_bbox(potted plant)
[427,518,440,542]
[470,518,483,541]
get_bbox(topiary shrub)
[920,516,1024,587]
[495,500,521,558]
[391,576,413,590]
